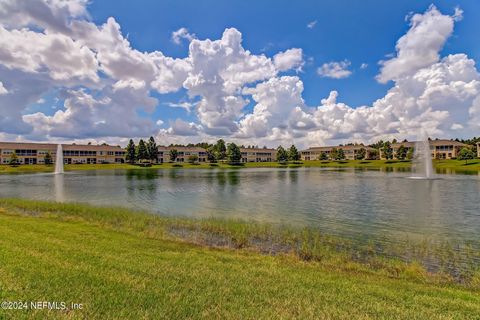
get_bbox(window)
[15,149,37,156]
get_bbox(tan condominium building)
[301,145,377,161]
[157,146,208,163]
[381,140,467,160]
[477,143,480,158]
[157,146,277,163]
[240,147,276,163]
[0,142,125,165]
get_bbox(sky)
[0,0,479,148]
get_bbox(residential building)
[381,140,467,160]
[477,143,480,158]
[157,146,208,163]
[301,145,376,160]
[157,146,276,163]
[0,142,125,165]
[240,147,276,162]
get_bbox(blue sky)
[1,0,479,146]
[86,0,480,137]
[87,0,479,107]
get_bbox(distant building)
[240,147,276,163]
[301,145,376,160]
[380,140,467,160]
[477,143,480,158]
[157,146,207,163]
[0,142,125,165]
[157,146,277,163]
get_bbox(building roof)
[391,140,466,148]
[390,141,415,148]
[302,145,375,152]
[157,146,276,153]
[240,147,276,153]
[0,141,123,151]
[157,146,207,152]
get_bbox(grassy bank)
[0,199,479,319]
[1,159,480,174]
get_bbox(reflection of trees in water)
[167,170,179,180]
[436,167,478,175]
[288,170,298,184]
[211,171,240,187]
[125,169,158,180]
[276,170,288,185]
[216,172,227,187]
[276,169,299,185]
[380,167,411,173]
[227,171,239,185]
[125,169,158,196]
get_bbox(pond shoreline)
[1,198,479,318]
[1,198,479,286]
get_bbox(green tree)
[276,146,288,162]
[395,145,407,160]
[406,147,414,160]
[330,148,338,160]
[288,145,300,161]
[355,148,366,160]
[369,149,379,160]
[125,139,136,164]
[146,136,158,162]
[169,149,178,162]
[369,140,384,150]
[214,139,227,160]
[382,142,393,160]
[206,146,217,163]
[458,147,475,164]
[9,152,18,165]
[227,143,241,163]
[335,149,346,161]
[44,152,52,165]
[136,139,148,162]
[187,154,199,164]
[318,152,328,161]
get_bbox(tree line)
[7,136,476,166]
[123,137,305,164]
[125,137,158,164]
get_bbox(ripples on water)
[1,167,479,275]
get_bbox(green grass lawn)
[0,199,479,319]
[1,159,480,174]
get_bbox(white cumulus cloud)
[0,2,478,148]
[171,27,196,44]
[317,60,352,79]
[273,48,304,72]
[376,5,456,83]
[0,81,7,95]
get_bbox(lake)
[1,167,479,246]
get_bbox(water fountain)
[55,144,64,174]
[412,134,434,179]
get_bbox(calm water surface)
[1,167,479,245]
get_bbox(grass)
[0,199,479,319]
[1,159,480,174]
